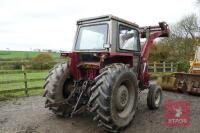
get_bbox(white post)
[171,62,173,72]
[163,62,166,72]
[154,62,157,72]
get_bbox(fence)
[0,60,28,70]
[148,62,177,73]
[0,68,46,95]
[0,61,177,95]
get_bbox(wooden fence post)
[147,62,177,73]
[0,61,2,70]
[163,62,166,72]
[153,62,157,72]
[171,62,173,72]
[22,65,29,96]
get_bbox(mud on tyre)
[43,62,73,117]
[88,63,138,132]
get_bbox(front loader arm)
[140,22,169,61]
[139,22,169,87]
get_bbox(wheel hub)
[155,90,161,106]
[116,85,129,110]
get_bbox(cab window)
[119,25,139,51]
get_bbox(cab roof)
[77,15,139,27]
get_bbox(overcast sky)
[0,0,198,51]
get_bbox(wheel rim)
[116,85,129,111]
[155,90,161,106]
[113,80,135,120]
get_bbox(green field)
[0,50,62,100]
[0,70,47,100]
[0,71,47,91]
[0,50,59,60]
[0,70,48,101]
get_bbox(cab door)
[117,24,141,75]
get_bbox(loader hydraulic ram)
[43,15,169,132]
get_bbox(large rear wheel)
[43,62,73,117]
[89,63,138,132]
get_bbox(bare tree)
[173,14,199,39]
[160,14,200,61]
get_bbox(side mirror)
[103,43,111,48]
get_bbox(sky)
[0,0,198,51]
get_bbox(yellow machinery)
[159,45,200,95]
[189,46,200,74]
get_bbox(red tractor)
[43,15,169,132]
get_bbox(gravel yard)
[0,90,200,133]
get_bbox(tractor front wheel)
[89,63,138,132]
[147,84,162,110]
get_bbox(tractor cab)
[74,15,141,53]
[62,15,168,83]
[67,15,142,80]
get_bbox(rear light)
[60,52,72,57]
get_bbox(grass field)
[0,50,61,100]
[0,50,59,60]
[0,71,47,91]
[0,71,48,101]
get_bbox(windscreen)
[75,24,108,50]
